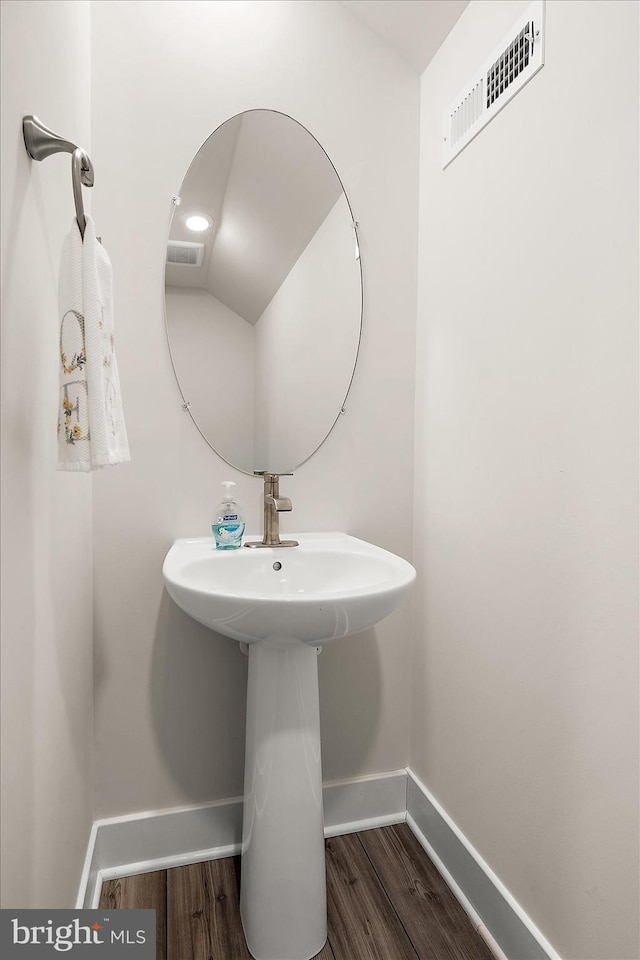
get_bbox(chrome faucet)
[245,473,299,548]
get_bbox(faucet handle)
[266,496,292,512]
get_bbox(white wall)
[165,287,255,470]
[90,0,418,818]
[412,2,639,959]
[0,0,94,908]
[254,196,361,471]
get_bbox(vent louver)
[442,0,545,168]
[166,240,205,266]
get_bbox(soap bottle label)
[212,519,245,550]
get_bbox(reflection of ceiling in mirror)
[166,111,342,325]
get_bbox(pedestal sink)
[162,532,415,960]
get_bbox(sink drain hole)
[273,561,282,571]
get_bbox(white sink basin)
[162,530,415,960]
[162,531,415,645]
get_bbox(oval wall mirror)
[165,109,362,475]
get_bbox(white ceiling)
[339,0,470,74]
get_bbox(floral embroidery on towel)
[98,304,113,370]
[59,309,89,445]
[58,382,89,445]
[60,309,87,374]
[61,347,86,375]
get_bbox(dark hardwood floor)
[99,822,494,960]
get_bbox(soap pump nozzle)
[221,480,236,501]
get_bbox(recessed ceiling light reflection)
[185,214,213,232]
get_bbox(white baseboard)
[77,767,560,960]
[77,770,407,909]
[406,769,560,960]
[323,768,407,836]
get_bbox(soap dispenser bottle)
[212,481,245,550]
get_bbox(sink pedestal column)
[240,638,327,960]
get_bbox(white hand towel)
[57,215,130,470]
